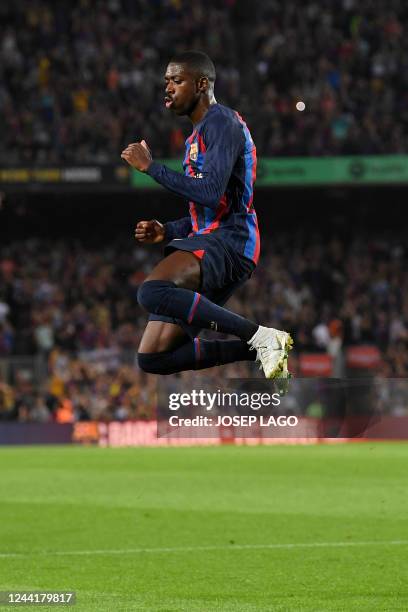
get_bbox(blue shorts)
[148,233,256,339]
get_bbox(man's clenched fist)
[121,140,152,172]
[135,220,165,244]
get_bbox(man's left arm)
[163,216,192,241]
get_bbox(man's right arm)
[146,117,244,209]
[164,216,192,242]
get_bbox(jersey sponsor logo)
[190,142,198,162]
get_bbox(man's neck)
[190,96,217,126]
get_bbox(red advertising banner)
[346,345,381,369]
[72,418,408,446]
[73,420,320,447]
[299,354,333,376]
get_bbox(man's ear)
[198,76,209,93]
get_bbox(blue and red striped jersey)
[147,103,260,265]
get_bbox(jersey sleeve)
[163,216,192,241]
[147,113,244,209]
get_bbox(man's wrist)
[163,222,173,242]
[146,161,162,178]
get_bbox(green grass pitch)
[0,443,407,611]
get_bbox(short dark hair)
[169,51,216,83]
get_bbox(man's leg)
[137,251,256,373]
[137,250,292,378]
[138,250,259,340]
[138,321,255,374]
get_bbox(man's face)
[164,63,200,116]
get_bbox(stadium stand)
[1,0,407,164]
[1,0,407,421]
[0,227,406,422]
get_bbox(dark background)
[1,185,405,243]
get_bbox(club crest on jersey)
[190,142,198,162]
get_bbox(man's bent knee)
[137,280,176,313]
[138,351,179,375]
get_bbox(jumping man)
[121,51,293,378]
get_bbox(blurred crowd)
[0,229,407,422]
[0,361,157,423]
[1,0,408,165]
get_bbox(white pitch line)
[0,540,407,559]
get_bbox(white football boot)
[248,325,294,379]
